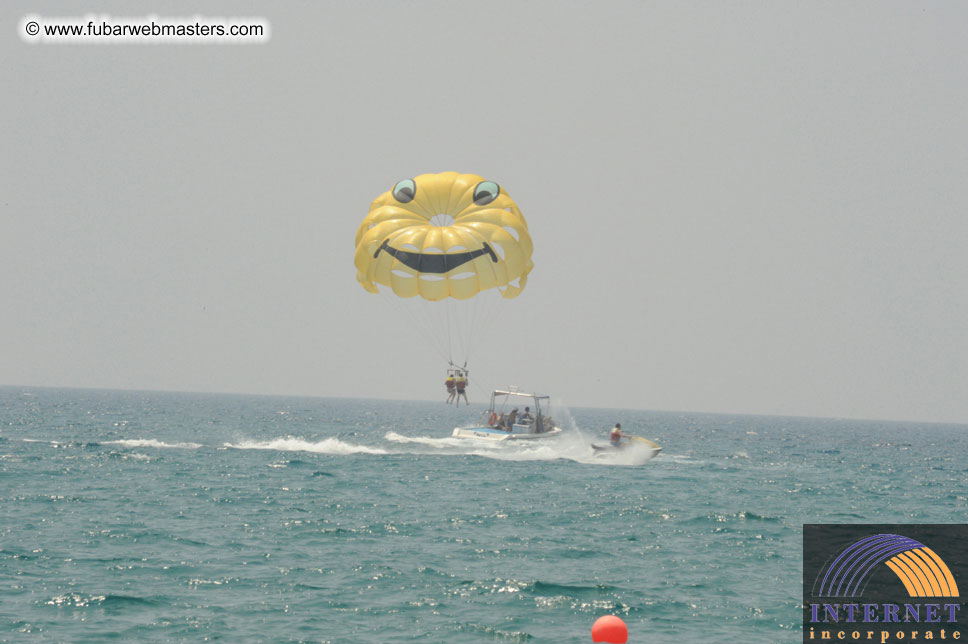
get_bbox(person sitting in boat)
[455,371,468,407]
[496,412,509,430]
[445,372,456,404]
[519,407,534,424]
[506,408,519,428]
[610,423,625,446]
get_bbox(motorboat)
[452,388,562,441]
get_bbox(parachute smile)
[373,238,498,274]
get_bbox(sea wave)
[45,593,158,608]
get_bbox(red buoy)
[591,615,628,643]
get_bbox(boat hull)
[591,442,662,455]
[452,425,562,441]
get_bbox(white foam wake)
[583,442,662,466]
[104,439,203,449]
[384,431,500,450]
[224,437,388,455]
[383,428,663,466]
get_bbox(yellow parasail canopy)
[354,172,533,301]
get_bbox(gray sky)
[3,2,967,423]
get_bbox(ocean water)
[1,387,966,643]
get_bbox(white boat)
[452,388,562,441]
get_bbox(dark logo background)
[803,524,968,643]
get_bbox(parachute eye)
[473,181,500,206]
[392,179,416,203]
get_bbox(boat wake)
[211,399,661,465]
[225,437,389,455]
[585,442,662,466]
[15,426,661,466]
[385,427,661,466]
[210,416,663,466]
[383,431,493,450]
[104,439,203,449]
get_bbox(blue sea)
[1,387,966,643]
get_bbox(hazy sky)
[3,2,967,423]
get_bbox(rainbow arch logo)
[816,533,960,598]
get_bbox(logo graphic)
[803,525,967,644]
[815,533,959,598]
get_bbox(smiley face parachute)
[354,172,534,385]
[354,171,533,301]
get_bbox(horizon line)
[1,382,965,428]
